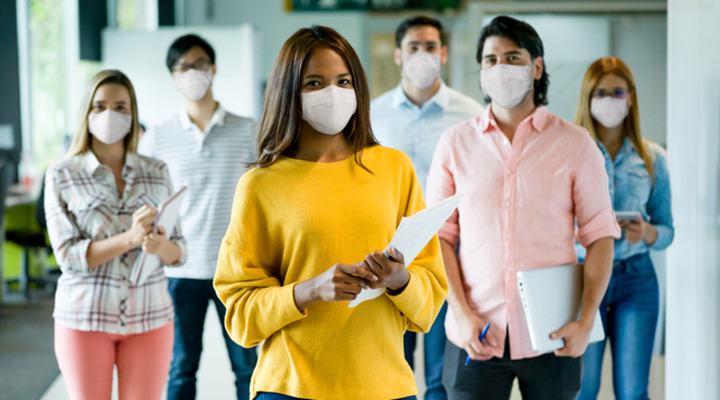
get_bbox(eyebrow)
[483,50,523,59]
[406,40,440,45]
[302,73,352,80]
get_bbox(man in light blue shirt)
[370,16,483,400]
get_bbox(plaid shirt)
[45,151,187,334]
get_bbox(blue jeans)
[255,394,417,400]
[167,278,258,400]
[578,253,659,400]
[404,301,448,400]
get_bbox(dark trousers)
[167,278,258,400]
[442,335,582,400]
[404,301,448,400]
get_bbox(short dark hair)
[166,34,216,72]
[477,16,550,106]
[395,16,447,48]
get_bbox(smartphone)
[615,211,643,222]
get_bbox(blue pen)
[465,323,491,366]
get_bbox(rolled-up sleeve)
[573,134,622,247]
[647,147,674,250]
[44,169,92,274]
[426,130,459,246]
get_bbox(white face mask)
[591,97,629,128]
[481,63,534,109]
[402,51,441,89]
[174,69,212,101]
[88,109,132,145]
[301,85,357,135]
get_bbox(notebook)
[130,187,187,285]
[516,263,605,354]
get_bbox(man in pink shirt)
[426,16,621,399]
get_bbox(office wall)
[0,0,23,171]
[102,25,261,126]
[666,0,720,398]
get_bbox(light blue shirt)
[370,82,484,191]
[576,137,674,261]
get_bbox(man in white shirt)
[370,16,484,400]
[138,34,257,400]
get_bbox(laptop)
[517,263,605,354]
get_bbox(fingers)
[370,251,394,271]
[339,264,378,282]
[134,205,156,220]
[483,329,499,348]
[550,324,571,341]
[155,226,166,236]
[465,343,493,361]
[338,273,370,290]
[364,255,385,276]
[386,246,405,266]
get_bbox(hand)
[551,319,593,358]
[305,263,379,305]
[142,226,169,255]
[456,310,498,361]
[126,205,157,248]
[360,247,410,292]
[621,217,646,244]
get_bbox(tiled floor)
[41,310,665,400]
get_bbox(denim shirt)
[576,137,674,261]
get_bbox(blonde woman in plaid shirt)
[45,70,187,400]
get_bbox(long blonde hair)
[67,70,140,157]
[574,57,654,181]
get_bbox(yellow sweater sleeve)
[387,164,449,333]
[214,176,307,348]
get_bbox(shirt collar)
[179,103,227,133]
[481,104,549,133]
[84,150,138,176]
[390,81,449,110]
[619,136,636,155]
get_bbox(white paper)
[131,187,187,285]
[348,193,464,307]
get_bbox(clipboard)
[348,193,464,307]
[130,187,187,285]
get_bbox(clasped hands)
[293,247,409,310]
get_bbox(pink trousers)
[54,321,174,400]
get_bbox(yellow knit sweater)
[214,145,448,400]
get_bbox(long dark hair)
[251,26,378,169]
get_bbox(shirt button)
[507,170,512,175]
[505,201,511,206]
[506,299,511,303]
[507,267,512,271]
[506,233,511,238]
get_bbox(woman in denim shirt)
[574,57,673,400]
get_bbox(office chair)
[5,170,51,299]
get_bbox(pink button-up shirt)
[426,105,621,360]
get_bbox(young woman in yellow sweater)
[213,26,448,400]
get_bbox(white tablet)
[517,264,605,354]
